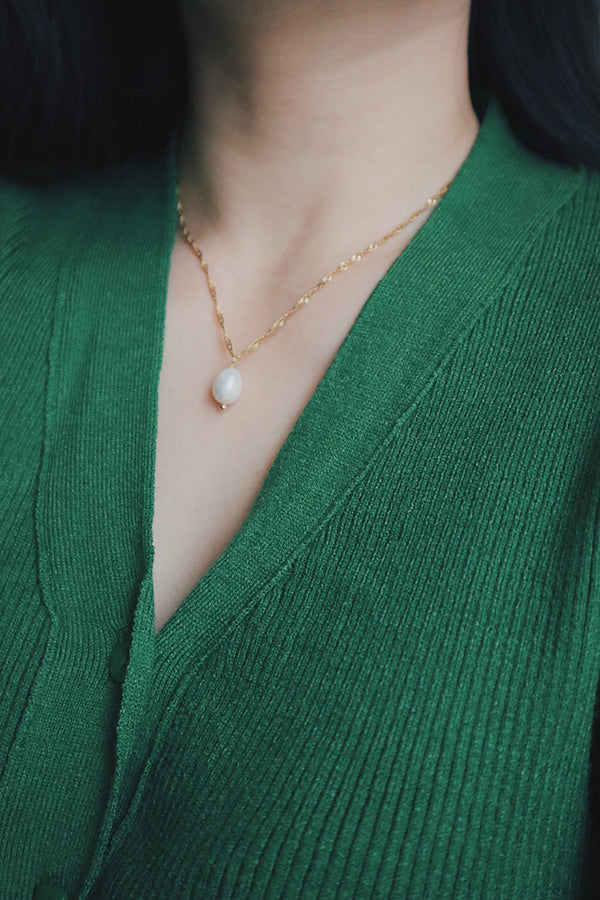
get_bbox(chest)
[150,238,399,634]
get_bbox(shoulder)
[550,162,600,241]
[507,160,600,355]
[529,161,600,298]
[0,154,169,324]
[475,93,600,282]
[490,136,600,313]
[0,150,173,280]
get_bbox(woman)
[1,0,599,897]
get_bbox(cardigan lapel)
[150,95,583,667]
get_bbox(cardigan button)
[33,884,69,900]
[109,638,130,684]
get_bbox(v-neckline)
[36,91,583,693]
[136,92,568,664]
[146,158,460,654]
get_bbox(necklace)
[176,179,453,410]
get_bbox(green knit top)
[1,93,600,900]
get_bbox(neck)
[176,0,479,281]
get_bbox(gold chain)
[176,178,453,364]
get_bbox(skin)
[152,0,479,633]
[175,0,478,321]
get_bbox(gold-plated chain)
[176,178,453,364]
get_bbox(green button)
[33,884,69,900]
[109,638,130,684]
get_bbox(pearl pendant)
[211,366,243,410]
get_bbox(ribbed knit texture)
[1,94,600,899]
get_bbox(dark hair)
[1,0,599,179]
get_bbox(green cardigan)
[1,94,600,899]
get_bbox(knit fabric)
[1,94,600,899]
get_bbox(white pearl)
[211,366,243,409]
